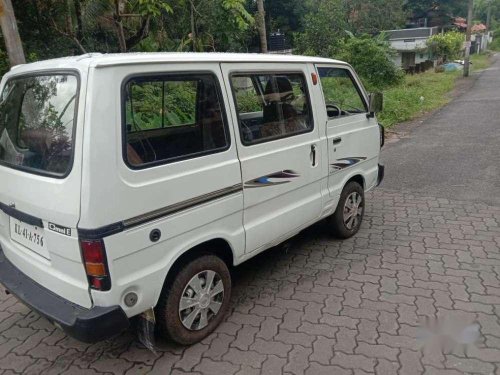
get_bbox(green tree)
[166,0,253,52]
[338,34,404,89]
[294,0,348,57]
[344,0,406,34]
[404,0,468,18]
[427,30,465,61]
[264,0,310,35]
[475,0,500,26]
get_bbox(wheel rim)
[343,192,363,230]
[179,270,224,331]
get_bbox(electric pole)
[464,0,473,77]
[486,0,492,30]
[0,0,25,66]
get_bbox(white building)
[386,27,440,70]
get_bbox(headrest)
[264,77,294,102]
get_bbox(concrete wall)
[389,38,428,51]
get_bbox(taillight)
[80,239,111,291]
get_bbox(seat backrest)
[261,77,299,138]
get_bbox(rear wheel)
[329,181,365,239]
[156,254,231,345]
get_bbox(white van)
[0,53,384,344]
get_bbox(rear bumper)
[0,248,129,343]
[376,163,385,187]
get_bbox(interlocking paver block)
[283,345,312,375]
[250,338,291,358]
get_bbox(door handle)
[333,137,342,145]
[310,144,317,167]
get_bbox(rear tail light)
[80,239,111,291]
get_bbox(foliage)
[127,80,198,130]
[475,0,500,25]
[337,35,404,89]
[294,0,348,57]
[137,0,173,16]
[404,0,468,18]
[343,0,406,34]
[427,31,465,61]
[491,31,500,51]
[264,0,310,35]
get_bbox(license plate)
[10,218,49,259]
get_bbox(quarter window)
[230,73,313,145]
[318,68,367,118]
[123,74,228,168]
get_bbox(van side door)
[221,63,323,254]
[315,65,380,199]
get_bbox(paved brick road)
[1,190,500,374]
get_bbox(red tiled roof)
[472,23,487,32]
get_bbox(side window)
[318,67,367,118]
[230,73,313,145]
[123,73,228,168]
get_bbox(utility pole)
[256,0,268,54]
[0,0,26,66]
[486,0,492,30]
[464,0,473,77]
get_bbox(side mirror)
[368,92,383,118]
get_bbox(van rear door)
[0,70,92,308]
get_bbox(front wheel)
[329,181,365,239]
[156,254,231,345]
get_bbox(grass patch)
[470,53,492,71]
[377,54,492,128]
[377,70,460,128]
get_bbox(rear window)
[0,73,79,177]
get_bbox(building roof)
[452,18,488,33]
[9,52,346,74]
[386,27,439,40]
[472,24,487,33]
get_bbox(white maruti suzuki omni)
[0,53,384,344]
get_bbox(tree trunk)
[74,0,84,43]
[0,0,26,66]
[486,0,492,30]
[190,1,197,52]
[256,0,267,53]
[114,0,127,52]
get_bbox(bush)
[427,31,464,61]
[490,28,500,51]
[337,35,404,89]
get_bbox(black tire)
[329,181,365,239]
[156,254,231,345]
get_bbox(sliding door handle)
[333,137,342,145]
[311,144,317,166]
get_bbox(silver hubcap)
[343,192,363,230]
[179,270,224,331]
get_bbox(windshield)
[0,73,78,177]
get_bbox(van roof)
[9,52,348,73]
